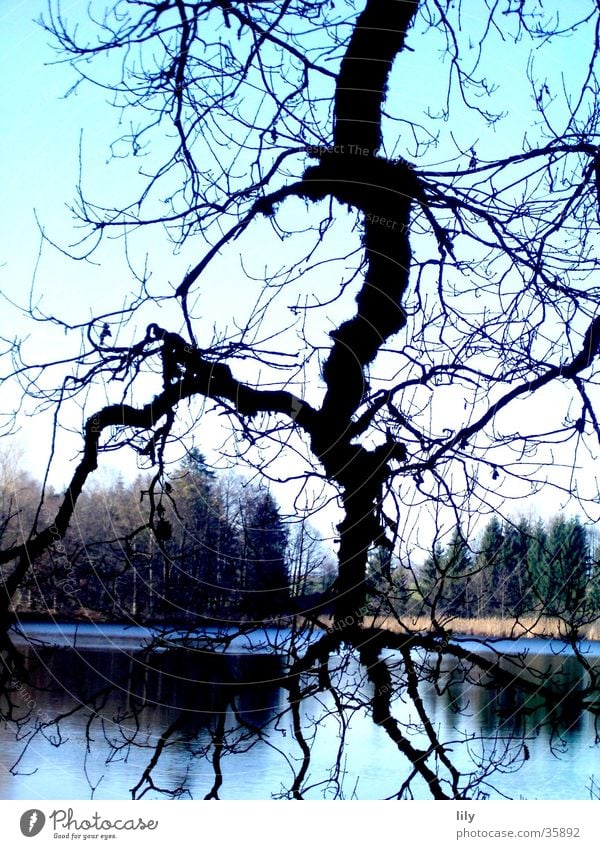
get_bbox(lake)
[1,622,598,800]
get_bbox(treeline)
[3,445,599,626]
[1,450,334,623]
[408,515,600,623]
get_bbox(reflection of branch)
[297,624,592,716]
[401,647,462,796]
[130,715,184,800]
[359,643,450,800]
[204,708,226,800]
[286,670,312,800]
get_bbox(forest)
[3,444,598,628]
[412,516,600,623]
[1,448,333,623]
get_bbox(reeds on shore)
[309,614,600,641]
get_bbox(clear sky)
[2,1,599,556]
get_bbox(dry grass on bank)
[310,615,600,641]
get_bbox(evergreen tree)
[587,545,600,618]
[417,541,446,614]
[526,517,547,614]
[539,516,590,617]
[418,531,472,618]
[171,449,230,617]
[366,545,410,617]
[500,518,532,617]
[475,516,504,616]
[444,528,474,617]
[241,488,289,620]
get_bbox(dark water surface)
[1,623,598,800]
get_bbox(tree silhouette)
[240,488,289,620]
[2,0,600,800]
[541,515,592,621]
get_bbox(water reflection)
[0,628,598,800]
[433,649,594,742]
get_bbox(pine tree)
[526,517,547,614]
[171,449,231,618]
[366,545,410,617]
[587,545,600,618]
[417,541,445,614]
[444,528,474,617]
[418,530,472,618]
[241,488,289,620]
[475,516,504,616]
[540,516,590,617]
[500,518,532,617]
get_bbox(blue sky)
[2,1,599,553]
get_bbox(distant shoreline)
[318,614,600,642]
[8,609,600,642]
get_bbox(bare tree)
[2,0,600,799]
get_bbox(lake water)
[1,623,598,800]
